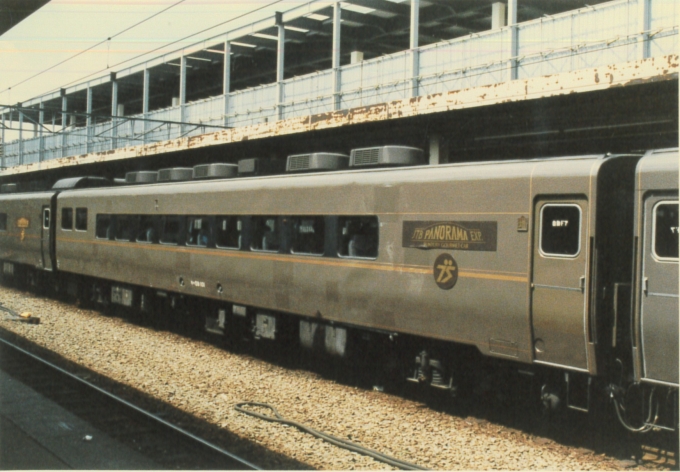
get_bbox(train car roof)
[54,153,632,199]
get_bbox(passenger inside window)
[61,208,73,230]
[291,216,324,255]
[216,216,241,249]
[187,216,211,247]
[654,202,679,259]
[136,216,157,243]
[116,216,133,241]
[540,205,581,256]
[251,217,280,252]
[96,215,112,239]
[338,216,378,258]
[160,216,181,244]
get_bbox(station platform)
[0,369,161,470]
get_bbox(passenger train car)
[0,147,677,432]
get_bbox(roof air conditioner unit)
[193,163,238,180]
[0,183,18,193]
[125,171,158,184]
[286,153,349,172]
[238,158,285,176]
[157,167,193,182]
[350,146,424,167]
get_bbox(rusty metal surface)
[1,55,677,177]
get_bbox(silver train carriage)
[0,148,677,431]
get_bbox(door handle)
[643,277,648,296]
[579,276,586,292]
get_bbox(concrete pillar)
[332,2,342,111]
[638,0,651,60]
[508,0,518,81]
[111,76,118,149]
[18,106,23,165]
[86,87,92,153]
[492,2,507,29]
[143,68,150,143]
[38,98,44,162]
[61,92,68,158]
[429,134,440,165]
[179,55,187,135]
[1,113,4,168]
[223,40,231,126]
[276,13,285,120]
[410,0,420,98]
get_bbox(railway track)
[0,285,677,470]
[0,336,259,470]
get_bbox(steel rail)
[0,335,260,470]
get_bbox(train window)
[187,216,211,247]
[653,202,679,260]
[96,215,112,239]
[216,216,241,249]
[136,216,157,243]
[61,208,73,230]
[43,209,50,229]
[291,216,325,255]
[251,216,280,252]
[160,216,181,245]
[0,213,6,231]
[540,204,581,257]
[75,208,88,231]
[115,215,133,241]
[338,216,379,259]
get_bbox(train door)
[41,205,53,271]
[531,198,589,371]
[639,198,678,385]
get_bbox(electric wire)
[2,0,188,95]
[235,402,429,470]
[24,0,287,101]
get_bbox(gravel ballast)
[0,285,640,470]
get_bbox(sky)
[0,0,304,109]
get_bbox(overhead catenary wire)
[17,0,287,102]
[2,0,188,96]
[234,402,429,470]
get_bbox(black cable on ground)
[235,402,429,470]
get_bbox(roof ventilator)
[125,171,158,184]
[193,163,238,180]
[0,183,18,193]
[285,152,349,173]
[238,158,285,177]
[157,168,193,182]
[349,146,424,168]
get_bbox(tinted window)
[216,216,241,249]
[96,215,112,239]
[43,209,50,229]
[654,202,679,260]
[0,213,6,231]
[540,204,581,256]
[291,216,325,255]
[251,216,280,252]
[160,216,181,245]
[136,216,157,243]
[187,216,211,247]
[75,208,88,231]
[338,216,379,259]
[115,215,133,241]
[61,208,73,230]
